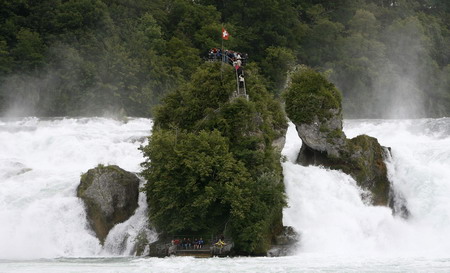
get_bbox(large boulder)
[77,165,140,243]
[295,108,346,157]
[299,134,390,205]
[284,67,391,206]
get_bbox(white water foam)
[1,117,450,267]
[102,177,157,256]
[0,117,155,259]
[283,119,450,258]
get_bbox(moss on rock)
[346,135,390,205]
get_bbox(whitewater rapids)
[1,117,450,272]
[283,118,450,258]
[0,117,155,259]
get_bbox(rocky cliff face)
[77,165,140,243]
[298,132,391,206]
[284,67,391,206]
[295,108,346,157]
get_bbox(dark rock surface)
[295,109,346,157]
[294,115,391,206]
[147,241,174,257]
[77,165,140,243]
[285,68,391,206]
[267,226,299,257]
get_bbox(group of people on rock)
[208,48,248,67]
[207,48,247,92]
[171,238,205,249]
[233,59,245,89]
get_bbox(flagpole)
[221,25,224,64]
[221,25,224,80]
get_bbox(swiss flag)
[222,27,229,40]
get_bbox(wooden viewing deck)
[176,246,212,258]
[148,242,234,258]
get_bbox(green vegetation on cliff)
[284,67,342,125]
[140,62,287,254]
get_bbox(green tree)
[348,9,380,38]
[260,46,296,94]
[327,9,386,117]
[284,67,342,124]
[141,129,250,234]
[142,61,287,254]
[1,0,448,117]
[0,39,12,75]
[154,62,235,129]
[12,28,46,71]
[299,18,345,66]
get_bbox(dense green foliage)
[284,67,342,124]
[1,0,448,117]
[141,62,287,254]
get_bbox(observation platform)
[148,241,234,258]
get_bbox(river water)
[1,117,449,272]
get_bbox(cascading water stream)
[0,117,155,259]
[282,119,450,258]
[1,116,450,263]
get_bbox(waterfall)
[282,119,450,257]
[0,117,155,259]
[1,117,450,260]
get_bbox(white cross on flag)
[222,27,229,40]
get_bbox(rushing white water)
[283,118,450,258]
[0,117,155,259]
[1,117,450,272]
